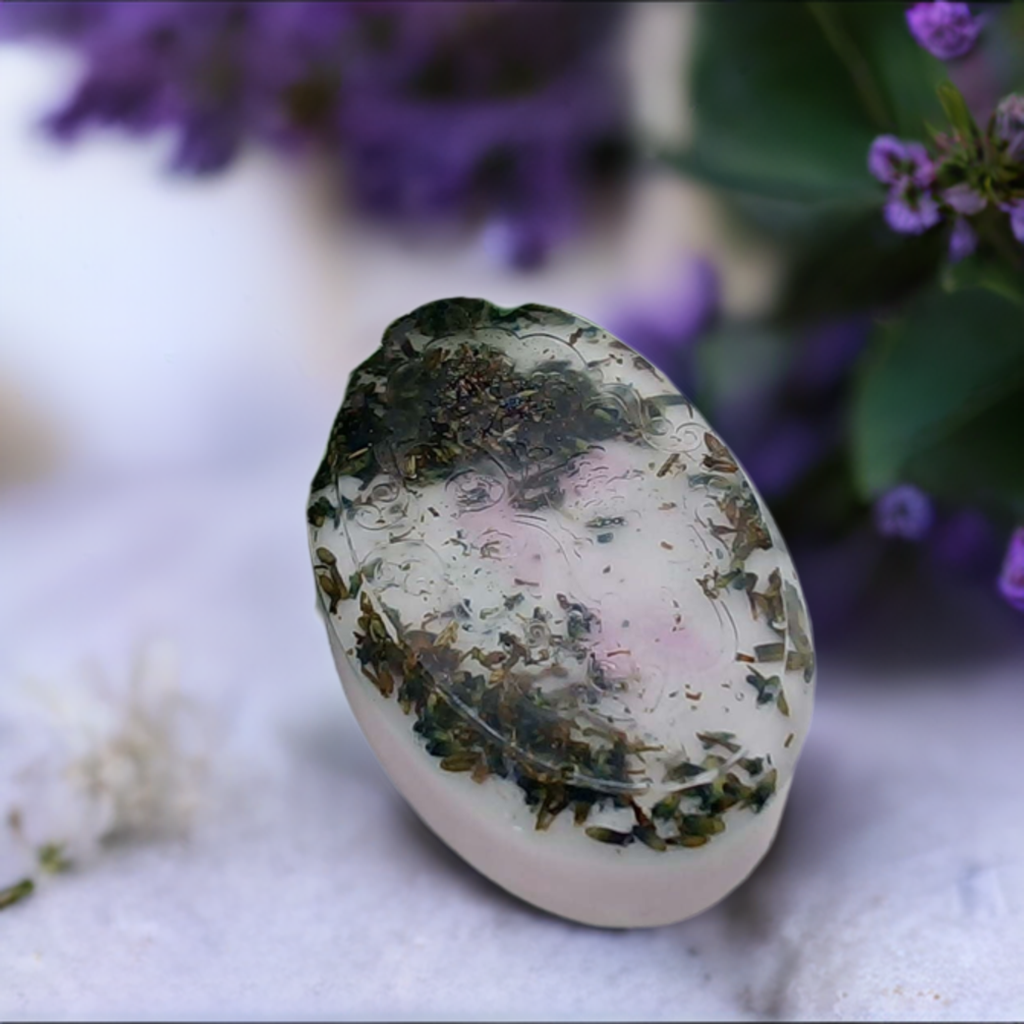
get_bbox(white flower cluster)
[0,640,209,903]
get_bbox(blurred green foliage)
[680,3,944,198]
[671,2,950,321]
[853,285,1024,510]
[672,1,1024,533]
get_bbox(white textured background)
[2,9,1023,1020]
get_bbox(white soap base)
[330,628,789,929]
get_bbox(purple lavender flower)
[905,2,982,60]
[874,484,935,540]
[997,527,1024,612]
[995,94,1024,161]
[948,217,978,261]
[479,214,550,271]
[884,183,942,234]
[942,182,986,215]
[6,3,355,169]
[868,135,934,187]
[869,136,942,236]
[789,528,884,640]
[1002,200,1024,244]
[0,2,631,264]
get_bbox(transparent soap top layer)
[308,299,815,846]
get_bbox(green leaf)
[777,208,949,324]
[942,256,1024,306]
[667,3,955,322]
[935,81,979,145]
[675,3,946,216]
[852,286,1024,508]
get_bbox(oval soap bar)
[307,298,815,928]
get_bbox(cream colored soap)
[307,298,815,928]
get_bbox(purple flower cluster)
[869,89,1024,258]
[0,1,631,267]
[873,484,1022,612]
[872,482,1008,588]
[905,2,982,60]
[874,484,934,540]
[866,12,1024,259]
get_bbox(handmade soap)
[307,298,815,928]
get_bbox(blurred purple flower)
[2,3,357,166]
[741,418,836,499]
[868,136,943,235]
[942,182,986,215]
[929,508,1002,579]
[690,317,865,505]
[884,184,942,234]
[479,214,550,271]
[0,2,631,265]
[905,2,982,60]
[0,2,104,39]
[997,527,1024,612]
[792,317,870,394]
[948,217,978,261]
[1001,200,1024,243]
[995,93,1024,161]
[868,135,934,187]
[170,110,243,173]
[605,256,720,376]
[874,484,935,540]
[336,38,625,265]
[790,527,885,641]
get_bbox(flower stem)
[977,210,1024,272]
[807,3,893,130]
[0,878,34,911]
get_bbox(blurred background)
[1,3,1023,1020]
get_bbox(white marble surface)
[1,26,1024,1022]
[1,449,1023,1022]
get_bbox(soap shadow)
[701,729,885,1015]
[664,732,857,939]
[285,699,559,920]
[284,686,888,946]
[390,800,543,919]
[823,565,1024,681]
[282,697,388,791]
